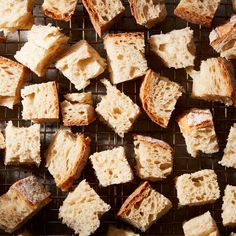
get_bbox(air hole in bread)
[159,44,166,51]
[117,54,123,60]
[129,66,138,77]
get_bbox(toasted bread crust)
[0,56,27,72]
[104,32,144,40]
[43,9,71,21]
[63,117,96,126]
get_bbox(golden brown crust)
[43,9,71,21]
[63,116,96,126]
[0,56,27,71]
[0,36,5,43]
[104,32,144,41]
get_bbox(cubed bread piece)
[42,0,78,21]
[177,108,219,158]
[15,24,68,77]
[174,0,221,27]
[21,81,59,123]
[183,211,219,236]
[140,69,183,128]
[134,135,173,181]
[96,79,141,137]
[90,147,133,187]
[56,40,106,90]
[149,28,196,69]
[59,179,110,236]
[187,57,236,106]
[0,131,5,149]
[82,0,125,36]
[234,0,236,11]
[210,15,236,59]
[104,32,148,84]
[107,225,140,236]
[0,175,51,233]
[5,121,41,166]
[175,169,220,207]
[45,128,90,191]
[0,0,34,35]
[0,56,28,109]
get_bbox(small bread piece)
[175,169,220,207]
[56,40,106,91]
[59,180,110,236]
[45,128,90,191]
[0,175,51,233]
[0,56,28,109]
[96,79,141,137]
[82,0,125,36]
[183,211,219,236]
[104,32,148,84]
[177,108,219,157]
[140,69,183,128]
[0,131,5,149]
[15,24,68,77]
[134,135,173,181]
[174,0,221,27]
[5,121,41,166]
[89,147,133,187]
[107,225,140,236]
[21,81,59,123]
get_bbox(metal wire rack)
[0,0,235,235]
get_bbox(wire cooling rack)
[0,0,236,235]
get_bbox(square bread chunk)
[56,40,106,91]
[5,121,41,166]
[0,56,28,109]
[174,0,221,27]
[175,169,220,207]
[59,180,110,236]
[134,135,173,181]
[89,147,133,187]
[149,28,195,69]
[177,108,219,158]
[0,131,5,149]
[21,81,59,123]
[107,225,140,236]
[0,176,51,233]
[15,24,68,77]
[82,0,125,36]
[104,32,148,84]
[45,128,90,191]
[140,69,183,128]
[183,211,219,236]
[96,79,141,137]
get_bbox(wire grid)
[0,0,235,235]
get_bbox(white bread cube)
[149,28,196,69]
[0,56,28,109]
[96,79,141,137]
[45,128,90,191]
[187,57,236,106]
[118,181,172,232]
[82,0,125,36]
[107,225,140,236]
[89,147,133,187]
[177,108,219,158]
[21,81,59,123]
[0,176,51,233]
[234,0,236,11]
[134,135,173,181]
[56,40,106,91]
[0,131,5,149]
[175,169,220,207]
[15,24,68,77]
[104,32,148,84]
[5,121,41,166]
[59,180,110,236]
[140,69,183,128]
[183,211,219,236]
[174,0,221,27]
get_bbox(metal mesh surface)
[0,0,235,235]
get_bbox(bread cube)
[59,180,110,235]
[15,24,68,77]
[107,225,140,236]
[21,81,59,123]
[177,108,219,157]
[183,211,219,236]
[90,147,133,187]
[5,121,41,166]
[149,28,195,69]
[45,128,90,191]
[56,40,106,91]
[0,131,5,149]
[0,176,51,233]
[175,169,220,207]
[104,32,148,84]
[117,181,172,232]
[96,79,141,137]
